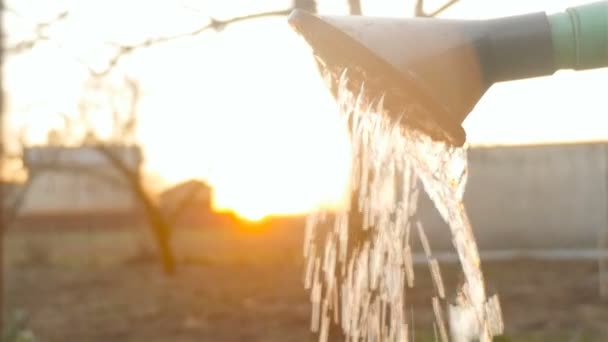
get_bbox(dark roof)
[160,179,212,209]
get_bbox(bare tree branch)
[6,1,318,276]
[414,0,459,17]
[92,8,292,77]
[114,77,139,142]
[95,143,176,274]
[427,0,459,17]
[4,5,295,76]
[71,75,176,274]
[4,10,68,54]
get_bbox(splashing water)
[304,72,503,341]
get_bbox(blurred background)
[2,0,608,341]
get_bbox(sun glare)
[138,16,353,220]
[233,205,268,222]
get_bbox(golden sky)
[4,0,607,220]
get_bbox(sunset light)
[4,0,607,220]
[5,0,608,340]
[135,20,354,219]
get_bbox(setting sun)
[134,17,354,219]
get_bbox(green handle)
[548,1,608,70]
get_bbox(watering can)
[288,1,608,146]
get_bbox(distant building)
[159,179,224,227]
[416,142,608,252]
[17,145,143,229]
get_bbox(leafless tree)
[2,0,320,279]
[3,1,316,76]
[8,0,323,335]
[65,76,179,274]
[3,10,69,54]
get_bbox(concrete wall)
[21,172,136,215]
[20,146,141,220]
[416,142,608,251]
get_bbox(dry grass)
[5,225,608,341]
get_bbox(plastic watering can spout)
[288,1,608,146]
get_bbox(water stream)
[304,72,503,341]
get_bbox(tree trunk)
[294,0,317,13]
[348,0,362,15]
[0,0,5,333]
[136,183,176,275]
[414,0,425,17]
[97,146,176,275]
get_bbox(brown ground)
[5,225,608,341]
